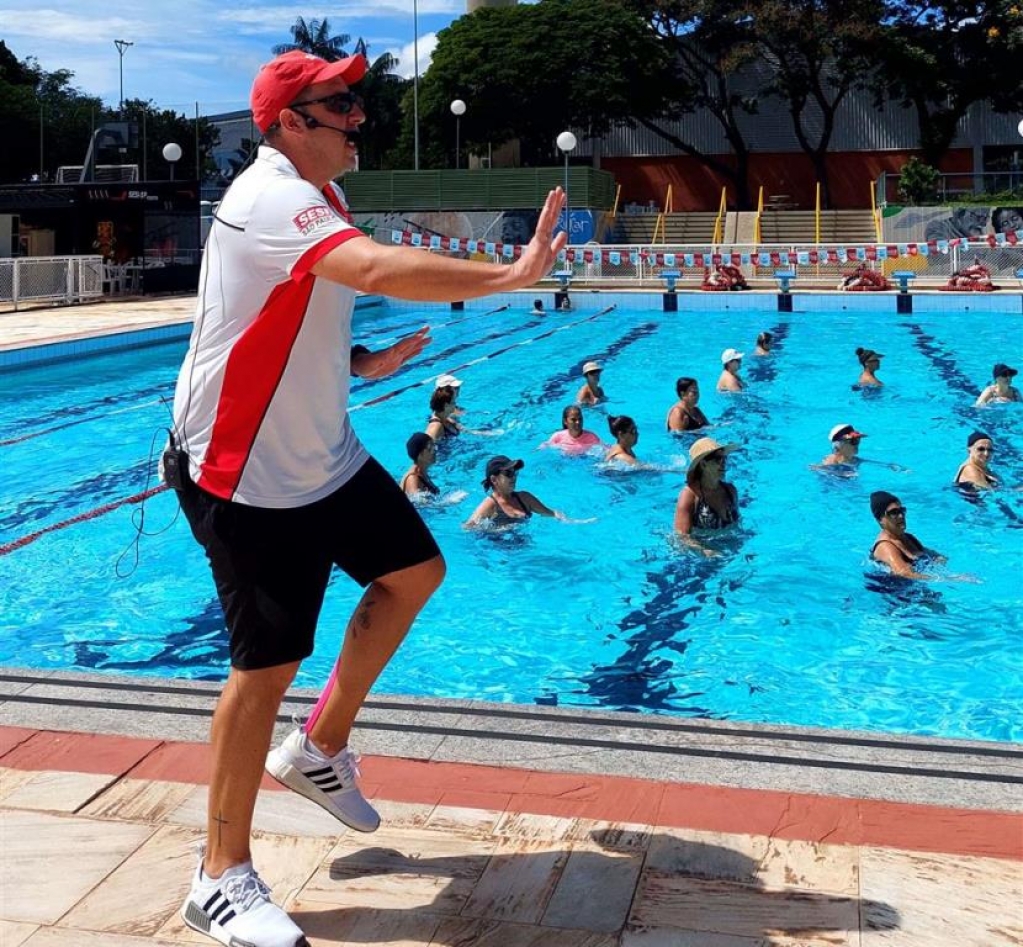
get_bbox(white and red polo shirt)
[172,146,369,507]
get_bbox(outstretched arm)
[313,189,568,301]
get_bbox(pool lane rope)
[0,485,168,557]
[351,304,618,412]
[0,305,617,557]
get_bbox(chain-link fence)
[0,256,105,310]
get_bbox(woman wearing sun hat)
[975,363,1022,405]
[717,348,744,392]
[576,360,606,405]
[465,455,566,527]
[674,437,741,555]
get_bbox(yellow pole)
[611,183,621,220]
[870,180,881,242]
[755,185,764,244]
[712,187,727,245]
[815,182,821,245]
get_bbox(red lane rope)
[0,484,168,557]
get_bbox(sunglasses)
[704,452,726,464]
[973,445,993,453]
[290,91,364,115]
[498,469,518,479]
[885,506,907,517]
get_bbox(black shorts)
[177,457,441,670]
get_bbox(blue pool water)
[1,294,1021,743]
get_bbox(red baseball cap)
[250,51,367,133]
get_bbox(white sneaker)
[180,854,307,947]
[265,728,380,833]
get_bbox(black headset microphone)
[299,112,359,143]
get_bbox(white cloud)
[221,0,459,34]
[384,32,439,79]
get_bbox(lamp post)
[114,39,133,114]
[450,99,466,169]
[556,130,577,239]
[412,0,420,170]
[163,142,182,181]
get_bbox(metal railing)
[533,243,1023,286]
[0,256,105,311]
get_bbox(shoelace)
[223,870,273,911]
[330,746,362,787]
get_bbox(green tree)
[751,0,885,207]
[629,0,762,209]
[273,17,351,61]
[878,0,1023,165]
[410,0,670,169]
[121,99,220,181]
[0,44,103,183]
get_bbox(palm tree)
[273,17,351,62]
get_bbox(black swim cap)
[870,490,900,521]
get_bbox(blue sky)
[0,0,467,115]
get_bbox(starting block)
[554,269,574,291]
[660,269,681,293]
[892,270,916,294]
[774,270,797,294]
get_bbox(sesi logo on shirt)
[293,205,334,235]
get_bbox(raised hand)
[508,188,569,287]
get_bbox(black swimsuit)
[692,485,739,529]
[489,492,532,525]
[954,463,998,488]
[668,406,708,432]
[427,415,460,438]
[400,468,439,496]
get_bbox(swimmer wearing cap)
[717,348,744,392]
[954,431,999,490]
[822,424,867,466]
[869,491,945,580]
[576,360,606,405]
[975,363,1022,405]
[464,456,564,527]
[856,347,884,387]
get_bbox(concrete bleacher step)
[758,209,877,244]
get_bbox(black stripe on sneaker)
[210,897,230,920]
[203,891,221,912]
[304,765,334,778]
[220,909,236,925]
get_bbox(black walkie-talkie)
[161,429,189,491]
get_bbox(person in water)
[821,423,867,466]
[434,372,466,417]
[976,363,1022,405]
[717,348,744,392]
[545,404,603,452]
[576,360,606,405]
[532,298,546,315]
[674,437,741,556]
[954,431,999,490]
[605,414,640,466]
[869,491,944,579]
[754,332,773,356]
[464,455,566,526]
[856,347,884,387]
[666,377,709,432]
[400,432,440,498]
[425,387,461,442]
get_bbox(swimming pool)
[2,293,1021,743]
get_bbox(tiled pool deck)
[1,296,1021,946]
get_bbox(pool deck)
[2,296,1022,945]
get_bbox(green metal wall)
[344,167,616,212]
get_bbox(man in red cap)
[170,50,567,947]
